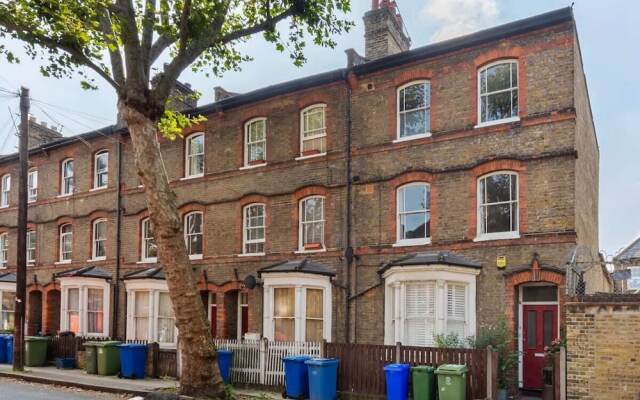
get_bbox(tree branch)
[149,34,176,64]
[140,0,156,79]
[219,7,296,44]
[99,8,126,87]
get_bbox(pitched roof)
[55,266,112,280]
[0,7,574,165]
[378,251,483,274]
[615,236,640,262]
[258,259,336,277]
[123,266,165,280]
[0,272,16,283]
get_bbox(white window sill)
[238,252,266,257]
[27,262,35,267]
[189,254,203,260]
[0,205,8,209]
[55,260,72,265]
[294,248,327,254]
[392,238,432,247]
[474,116,520,129]
[137,259,158,264]
[239,163,267,170]
[392,132,432,143]
[89,186,108,192]
[57,193,73,198]
[295,152,326,161]
[28,200,37,204]
[87,257,106,262]
[473,232,520,242]
[180,174,204,181]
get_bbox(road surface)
[0,377,128,400]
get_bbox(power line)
[31,97,111,124]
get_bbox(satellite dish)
[244,275,257,290]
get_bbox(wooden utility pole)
[13,86,29,371]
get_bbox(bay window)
[396,183,431,246]
[243,204,265,255]
[299,105,326,157]
[185,133,205,178]
[87,288,104,334]
[0,287,15,331]
[59,224,73,262]
[125,280,177,347]
[94,151,108,189]
[245,118,267,166]
[184,212,203,259]
[384,265,478,346]
[397,81,431,140]
[60,278,110,337]
[61,158,74,195]
[299,196,325,251]
[477,171,519,240]
[141,217,157,262]
[478,60,519,125]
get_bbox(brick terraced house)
[0,3,610,391]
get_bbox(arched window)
[396,182,431,245]
[299,105,326,157]
[92,218,107,260]
[184,211,203,258]
[0,233,8,267]
[141,217,157,262]
[27,169,37,202]
[477,171,519,240]
[244,118,267,167]
[243,204,265,255]
[94,151,109,189]
[61,158,74,195]
[185,133,205,178]
[0,174,10,207]
[299,196,325,251]
[59,224,73,262]
[478,60,519,125]
[397,81,431,140]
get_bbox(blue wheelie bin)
[117,344,147,379]
[4,335,13,364]
[0,335,6,363]
[305,358,339,400]
[217,349,233,384]
[282,355,313,399]
[384,363,411,400]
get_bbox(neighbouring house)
[613,236,640,291]
[0,3,609,392]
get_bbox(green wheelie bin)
[25,336,49,367]
[435,364,468,400]
[412,365,437,400]
[84,341,100,374]
[96,341,121,376]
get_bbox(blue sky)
[0,0,638,257]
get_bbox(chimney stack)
[364,0,411,60]
[21,115,63,149]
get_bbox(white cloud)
[421,0,499,42]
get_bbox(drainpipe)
[112,138,123,338]
[344,72,354,343]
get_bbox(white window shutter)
[405,282,435,346]
[446,284,467,338]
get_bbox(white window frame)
[140,217,157,263]
[59,223,73,263]
[0,233,7,268]
[395,80,431,142]
[242,203,266,256]
[0,174,10,207]
[244,118,267,167]
[184,132,205,178]
[262,272,332,342]
[476,60,520,128]
[93,151,109,190]
[475,171,520,241]
[184,211,203,260]
[125,279,177,348]
[26,229,36,265]
[628,266,640,290]
[59,277,110,337]
[91,218,107,261]
[383,265,479,346]
[0,282,16,331]
[28,169,37,203]
[298,196,325,253]
[61,158,74,196]
[394,182,431,247]
[297,104,327,160]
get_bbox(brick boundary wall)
[566,294,640,400]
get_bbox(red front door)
[522,304,558,389]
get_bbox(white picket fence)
[213,338,322,386]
